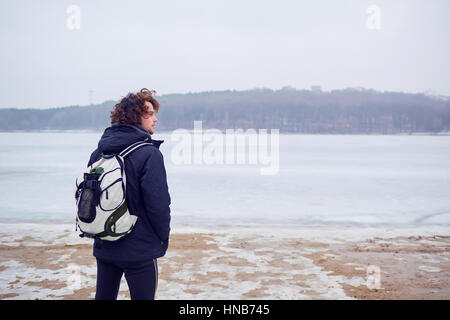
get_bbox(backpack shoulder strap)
[119,140,154,158]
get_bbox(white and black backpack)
[74,139,153,241]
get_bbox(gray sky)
[1,0,449,108]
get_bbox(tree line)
[1,88,449,134]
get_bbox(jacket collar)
[99,123,164,154]
[121,123,165,149]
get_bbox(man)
[87,88,171,300]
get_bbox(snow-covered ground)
[1,222,449,300]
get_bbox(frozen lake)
[0,131,449,227]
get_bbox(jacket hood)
[97,123,163,154]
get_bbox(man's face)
[140,101,158,134]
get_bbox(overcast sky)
[1,0,449,108]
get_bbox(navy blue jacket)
[87,123,171,261]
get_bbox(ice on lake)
[0,131,449,227]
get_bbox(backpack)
[74,139,152,241]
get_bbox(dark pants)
[95,257,158,300]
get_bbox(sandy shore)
[0,222,449,300]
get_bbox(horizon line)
[1,86,449,110]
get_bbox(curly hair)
[110,88,161,125]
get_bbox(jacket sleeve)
[139,149,171,242]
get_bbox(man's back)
[88,123,171,261]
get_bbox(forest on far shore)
[1,87,449,134]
